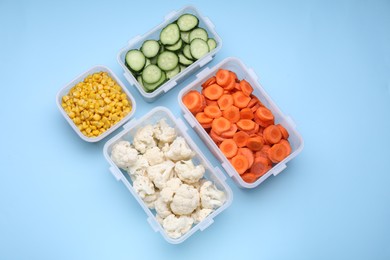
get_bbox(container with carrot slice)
[179,58,303,189]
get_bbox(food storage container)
[56,65,136,142]
[103,106,233,244]
[117,5,222,102]
[178,57,304,189]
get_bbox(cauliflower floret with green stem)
[110,141,138,170]
[175,159,205,184]
[171,184,200,215]
[162,214,194,239]
[165,137,194,161]
[133,125,156,154]
[200,181,226,209]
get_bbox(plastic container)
[56,65,136,142]
[117,6,222,103]
[178,57,304,189]
[103,106,233,244]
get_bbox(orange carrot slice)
[246,135,264,151]
[219,139,238,159]
[203,84,224,100]
[222,106,240,123]
[236,119,256,131]
[238,147,254,168]
[221,124,238,138]
[212,117,232,135]
[231,154,249,174]
[201,76,216,88]
[240,80,253,96]
[204,105,222,119]
[263,125,282,144]
[233,131,250,148]
[232,91,251,108]
[217,94,234,110]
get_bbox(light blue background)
[1,0,389,259]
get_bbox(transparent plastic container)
[178,57,304,189]
[117,6,222,103]
[56,65,136,142]
[103,106,233,244]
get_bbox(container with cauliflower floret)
[104,107,232,244]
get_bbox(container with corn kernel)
[56,65,136,142]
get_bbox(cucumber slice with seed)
[177,14,199,32]
[141,40,160,58]
[165,39,183,52]
[183,44,194,60]
[157,51,179,71]
[160,23,180,45]
[207,38,217,51]
[181,31,190,44]
[166,65,180,79]
[190,38,209,59]
[143,72,166,92]
[142,64,162,84]
[178,53,194,66]
[189,28,208,42]
[125,49,146,72]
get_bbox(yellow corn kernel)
[93,114,101,121]
[86,128,92,134]
[68,111,75,119]
[92,130,100,136]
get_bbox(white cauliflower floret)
[159,142,170,153]
[159,177,182,202]
[171,184,199,215]
[155,214,164,225]
[175,160,205,184]
[133,175,155,199]
[147,160,175,189]
[153,119,176,144]
[200,181,226,209]
[162,214,194,239]
[143,191,159,209]
[143,146,165,166]
[127,155,149,181]
[110,141,138,169]
[133,125,156,154]
[165,137,195,161]
[155,197,173,218]
[191,207,213,224]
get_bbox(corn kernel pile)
[61,72,132,138]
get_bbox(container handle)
[199,217,214,231]
[202,16,215,30]
[109,166,123,181]
[272,162,287,176]
[196,67,211,80]
[123,72,136,86]
[176,118,188,132]
[163,80,177,93]
[147,217,160,232]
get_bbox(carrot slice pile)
[181,68,293,183]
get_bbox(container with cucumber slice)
[124,13,218,93]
